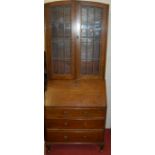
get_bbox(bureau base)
[44,80,107,153]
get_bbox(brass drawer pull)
[83,135,87,138]
[64,135,68,140]
[83,111,88,115]
[84,122,87,127]
[64,122,68,126]
[63,111,68,114]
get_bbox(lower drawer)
[45,129,104,143]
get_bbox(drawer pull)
[63,111,68,115]
[64,122,68,126]
[84,122,87,127]
[64,135,68,140]
[83,111,88,115]
[83,135,87,138]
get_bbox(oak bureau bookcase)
[44,0,109,152]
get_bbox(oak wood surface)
[45,79,107,107]
[44,0,109,147]
[45,118,105,129]
[45,107,106,118]
[46,129,104,142]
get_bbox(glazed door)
[45,2,75,79]
[76,2,108,79]
[45,1,109,80]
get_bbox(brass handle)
[64,135,68,140]
[83,135,87,138]
[83,111,88,115]
[63,111,68,114]
[64,122,68,126]
[84,122,87,127]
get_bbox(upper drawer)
[45,107,106,119]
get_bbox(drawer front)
[45,108,105,119]
[46,129,104,142]
[45,119,105,129]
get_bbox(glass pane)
[64,7,71,22]
[64,61,71,73]
[81,26,87,37]
[88,8,94,24]
[81,61,86,74]
[88,24,93,37]
[50,6,71,74]
[64,39,71,59]
[81,8,87,23]
[95,8,102,20]
[64,23,71,37]
[80,6,103,75]
[87,42,93,60]
[81,42,87,60]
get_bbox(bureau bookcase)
[44,0,109,152]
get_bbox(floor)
[45,129,111,155]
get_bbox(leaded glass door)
[45,1,109,80]
[76,2,108,79]
[45,2,75,79]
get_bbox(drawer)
[45,108,105,119]
[45,129,104,142]
[45,119,105,129]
